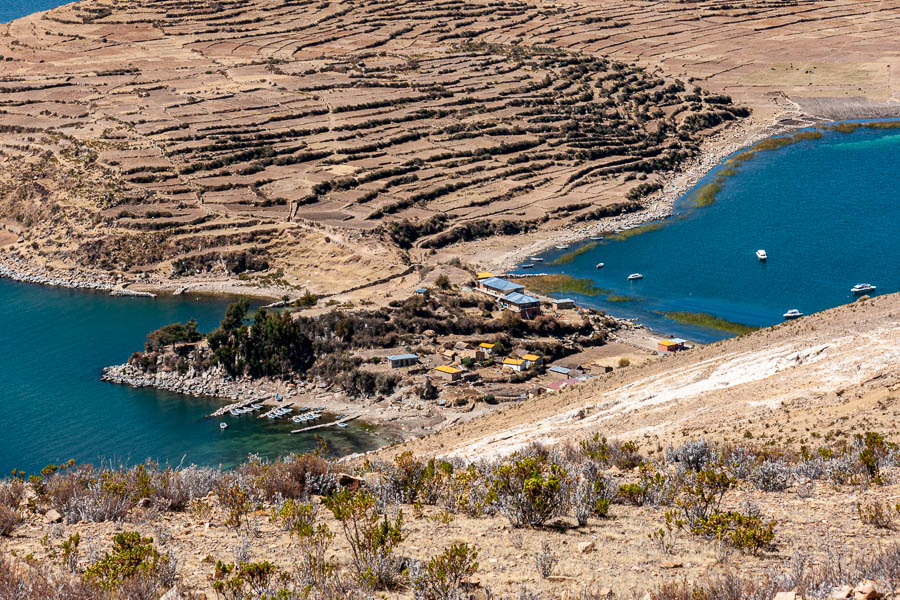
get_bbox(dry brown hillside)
[0,0,897,293]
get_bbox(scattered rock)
[547,575,577,583]
[44,509,63,523]
[577,541,595,553]
[773,592,802,600]
[160,588,181,600]
[853,580,882,600]
[660,561,683,569]
[137,497,152,508]
[337,473,365,490]
[831,586,853,599]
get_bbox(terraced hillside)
[0,0,896,292]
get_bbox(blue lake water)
[0,279,384,474]
[1,0,76,22]
[515,124,900,342]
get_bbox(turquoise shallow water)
[515,124,900,342]
[0,279,384,474]
[1,0,76,22]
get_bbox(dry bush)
[0,556,96,600]
[0,505,20,537]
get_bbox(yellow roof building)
[476,272,496,280]
[658,340,679,347]
[522,354,541,362]
[434,365,462,374]
[479,342,496,349]
[503,358,524,366]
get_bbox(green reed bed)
[547,242,598,266]
[663,311,757,335]
[510,274,609,297]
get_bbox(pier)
[291,414,359,434]
[259,401,295,419]
[209,397,265,417]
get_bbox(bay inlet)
[514,123,900,342]
[0,279,384,474]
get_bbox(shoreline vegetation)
[685,120,900,210]
[509,274,610,297]
[663,311,757,335]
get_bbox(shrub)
[490,451,568,528]
[572,462,614,525]
[666,439,716,472]
[212,560,283,600]
[534,540,558,579]
[215,478,253,531]
[0,505,19,537]
[857,501,899,529]
[413,543,479,600]
[693,510,775,554]
[322,488,406,590]
[83,531,171,591]
[749,459,791,492]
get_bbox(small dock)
[291,414,359,434]
[260,401,294,419]
[210,398,261,418]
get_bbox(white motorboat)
[229,409,242,417]
[250,404,262,410]
[589,236,604,241]
[851,283,876,294]
[596,263,604,269]
[783,309,803,319]
[337,422,348,428]
[756,249,767,261]
[555,244,570,250]
[627,273,643,281]
[219,422,228,430]
[530,257,544,262]
[521,263,534,269]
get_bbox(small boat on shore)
[596,263,604,269]
[627,273,643,281]
[219,422,228,430]
[530,257,543,262]
[756,249,767,261]
[521,263,534,269]
[337,422,348,428]
[229,409,243,417]
[555,244,570,250]
[250,404,262,411]
[851,283,876,294]
[783,309,803,319]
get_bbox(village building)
[547,365,572,377]
[414,288,429,298]
[551,298,575,310]
[433,365,462,381]
[476,272,496,281]
[658,338,687,353]
[455,342,485,361]
[386,353,418,369]
[522,353,542,368]
[499,292,542,318]
[477,276,525,298]
[478,342,497,355]
[544,377,581,393]
[502,357,526,372]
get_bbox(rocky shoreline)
[101,363,273,404]
[0,254,158,297]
